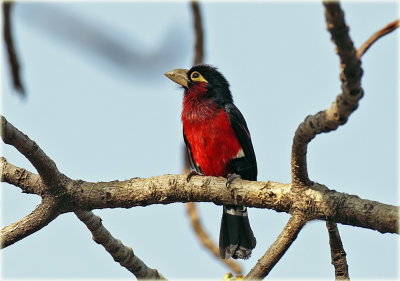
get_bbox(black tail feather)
[219,205,256,259]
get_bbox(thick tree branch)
[1,196,60,248]
[357,18,400,58]
[3,1,25,96]
[1,115,68,187]
[244,214,307,280]
[75,210,166,280]
[63,175,398,234]
[327,221,349,280]
[291,1,363,186]
[3,160,398,238]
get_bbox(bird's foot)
[226,173,241,187]
[186,170,203,182]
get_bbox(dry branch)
[1,114,67,248]
[1,115,68,187]
[56,175,400,233]
[326,221,349,280]
[2,157,398,240]
[291,1,363,186]
[1,157,45,195]
[1,115,167,279]
[1,196,60,248]
[75,210,166,280]
[244,214,307,280]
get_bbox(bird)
[165,64,257,259]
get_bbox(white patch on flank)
[235,148,245,158]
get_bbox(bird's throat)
[181,84,219,123]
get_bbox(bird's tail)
[219,205,256,259]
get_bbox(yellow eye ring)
[190,71,208,83]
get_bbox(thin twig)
[1,196,60,248]
[75,210,166,280]
[244,214,307,280]
[357,18,400,59]
[3,1,25,96]
[185,202,243,275]
[326,221,349,280]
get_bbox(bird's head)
[165,64,233,105]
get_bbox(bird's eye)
[190,71,207,83]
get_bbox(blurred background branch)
[3,0,25,96]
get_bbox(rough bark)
[75,210,166,280]
[1,196,60,248]
[326,221,349,280]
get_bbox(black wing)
[183,131,203,174]
[224,103,257,181]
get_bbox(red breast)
[182,83,242,177]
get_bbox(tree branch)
[1,196,60,248]
[3,0,25,96]
[1,115,68,187]
[291,1,363,186]
[3,159,398,239]
[357,18,400,58]
[1,116,165,279]
[75,210,166,280]
[326,221,349,280]
[244,214,307,280]
[61,175,397,234]
[1,157,46,195]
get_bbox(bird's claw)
[186,170,203,182]
[226,173,241,187]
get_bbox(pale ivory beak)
[164,68,189,88]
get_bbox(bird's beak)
[164,69,189,88]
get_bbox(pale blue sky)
[1,1,398,279]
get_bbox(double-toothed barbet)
[165,64,257,259]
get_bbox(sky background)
[1,1,398,280]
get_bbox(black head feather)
[188,64,233,105]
